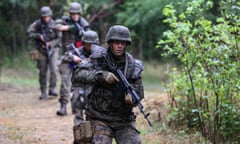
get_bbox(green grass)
[142,61,176,91]
[1,71,38,88]
[0,52,38,87]
[139,121,211,144]
[3,51,35,69]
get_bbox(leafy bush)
[158,0,240,143]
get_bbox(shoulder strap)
[79,17,90,30]
[132,59,144,79]
[125,53,136,79]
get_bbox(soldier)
[73,25,144,144]
[54,2,90,116]
[63,30,100,144]
[27,6,60,100]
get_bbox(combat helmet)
[40,6,52,17]
[82,30,99,44]
[105,25,131,45]
[69,2,83,14]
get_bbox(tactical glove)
[125,93,134,105]
[68,25,83,36]
[78,29,83,37]
[103,71,119,84]
[68,24,76,31]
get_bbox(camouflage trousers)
[37,48,58,92]
[71,87,86,124]
[71,87,87,144]
[59,63,72,104]
[91,121,141,144]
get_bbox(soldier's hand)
[103,72,119,84]
[40,35,45,42]
[41,44,46,48]
[73,55,82,63]
[125,93,134,105]
[46,42,52,48]
[68,25,77,32]
[78,29,83,37]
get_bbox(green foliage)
[0,0,223,64]
[158,0,240,143]
[115,0,189,60]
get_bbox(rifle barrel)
[41,25,53,58]
[103,55,153,127]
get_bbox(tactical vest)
[70,46,97,108]
[34,19,58,54]
[86,48,144,122]
[61,16,90,53]
[71,46,93,86]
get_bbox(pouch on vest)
[29,48,40,61]
[73,121,93,142]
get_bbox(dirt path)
[0,85,73,144]
[0,84,167,144]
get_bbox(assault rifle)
[74,22,84,36]
[66,43,88,69]
[41,25,53,58]
[103,55,153,127]
[66,43,82,58]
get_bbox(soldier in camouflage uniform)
[62,30,100,144]
[27,6,60,100]
[54,2,90,116]
[73,25,144,144]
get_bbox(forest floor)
[0,68,205,144]
[0,84,168,144]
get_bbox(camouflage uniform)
[55,2,90,116]
[73,25,144,144]
[65,31,99,144]
[27,6,60,100]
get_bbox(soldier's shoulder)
[131,58,144,79]
[62,15,70,20]
[49,19,57,26]
[30,19,41,26]
[57,16,71,23]
[28,19,41,30]
[35,18,42,23]
[135,59,144,70]
[125,53,144,77]
[55,18,63,24]
[90,45,107,59]
[79,17,90,28]
[126,52,144,68]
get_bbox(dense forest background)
[0,0,223,63]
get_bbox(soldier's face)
[70,13,80,21]
[110,40,126,57]
[84,43,91,52]
[42,16,51,23]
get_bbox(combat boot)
[39,89,47,100]
[48,88,58,97]
[56,103,67,116]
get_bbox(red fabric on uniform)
[75,41,83,48]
